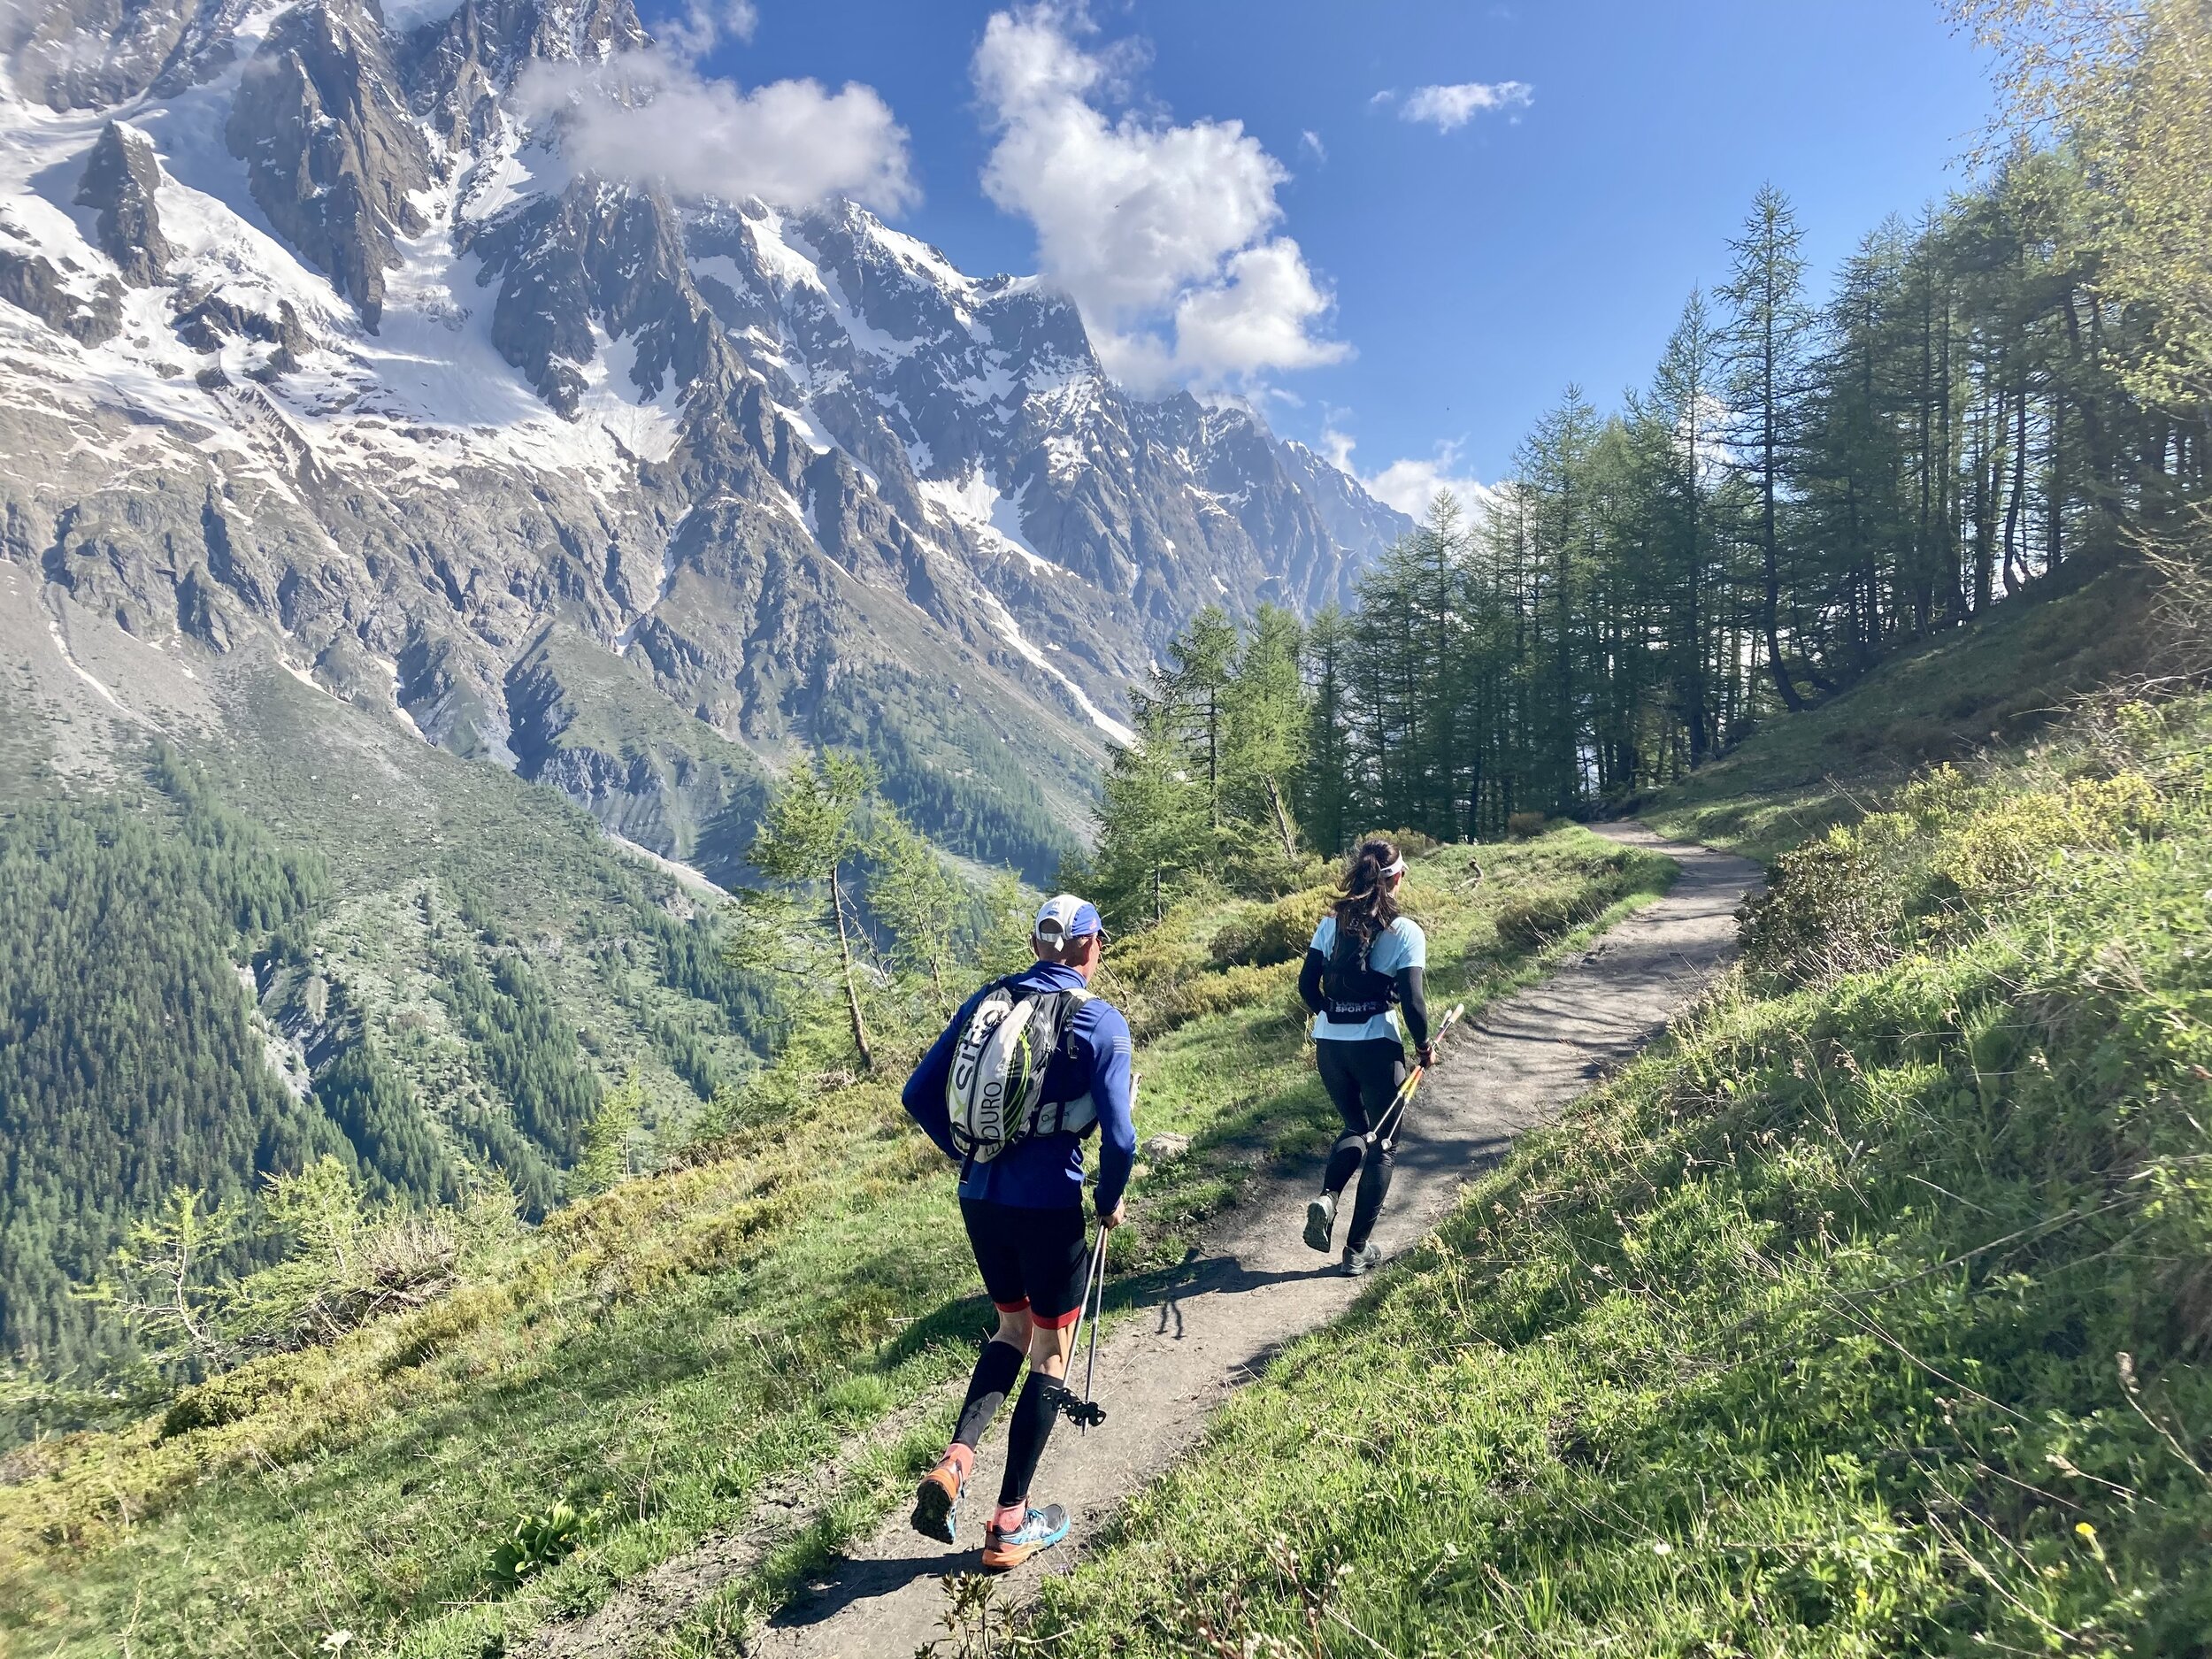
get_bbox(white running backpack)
[946,980,1097,1165]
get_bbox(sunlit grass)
[0,830,1663,1659]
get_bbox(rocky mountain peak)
[75,119,170,282]
[0,0,1412,881]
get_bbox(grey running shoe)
[1302,1192,1337,1253]
[1341,1240,1384,1277]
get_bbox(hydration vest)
[945,979,1098,1165]
[1323,921,1398,1023]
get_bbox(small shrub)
[488,1499,593,1585]
[1221,833,1328,901]
[1373,827,1442,856]
[1740,815,1918,987]
[1100,930,1207,998]
[1937,770,2163,901]
[1151,963,1301,1033]
[1209,887,1332,968]
[1505,812,1548,840]
[1494,887,1605,949]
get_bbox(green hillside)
[0,828,1667,1659]
[0,662,778,1389]
[1037,670,2212,1658]
[1642,562,2157,860]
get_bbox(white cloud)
[972,2,1347,389]
[1323,426,1497,520]
[655,0,759,57]
[1175,241,1348,380]
[515,49,915,213]
[1398,80,1532,132]
[1300,128,1325,160]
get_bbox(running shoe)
[910,1456,964,1544]
[1302,1192,1337,1254]
[1341,1240,1384,1278]
[981,1503,1070,1570]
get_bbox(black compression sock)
[953,1339,1025,1451]
[996,1370,1062,1509]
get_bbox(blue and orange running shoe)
[910,1456,964,1545]
[980,1503,1069,1571]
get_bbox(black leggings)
[1316,1037,1406,1252]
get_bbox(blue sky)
[672,1,1994,512]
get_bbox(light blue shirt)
[1308,914,1426,1042]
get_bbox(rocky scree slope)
[0,0,1409,879]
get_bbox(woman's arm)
[1394,964,1430,1049]
[1298,948,1326,1015]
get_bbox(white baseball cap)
[1033,893,1107,942]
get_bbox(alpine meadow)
[3,1,2211,1657]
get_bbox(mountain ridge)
[0,0,1412,879]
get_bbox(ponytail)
[1332,837,1404,944]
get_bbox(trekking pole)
[1366,1002,1465,1152]
[1056,1224,1110,1432]
[1078,1231,1106,1434]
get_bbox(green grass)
[0,829,1660,1659]
[1033,693,2212,1658]
[1644,562,2154,862]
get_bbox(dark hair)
[1332,837,1402,944]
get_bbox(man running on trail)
[1299,836,1434,1276]
[901,894,1134,1570]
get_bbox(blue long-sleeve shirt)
[902,962,1136,1217]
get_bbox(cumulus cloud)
[972,2,1347,388]
[513,4,913,213]
[1324,426,1497,520]
[1175,241,1348,379]
[1396,80,1532,132]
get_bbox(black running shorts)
[960,1198,1088,1330]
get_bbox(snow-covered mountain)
[0,0,1410,877]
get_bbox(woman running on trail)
[1299,836,1434,1276]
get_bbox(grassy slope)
[1644,562,2153,862]
[0,830,1672,1659]
[1036,596,2212,1658]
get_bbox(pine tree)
[1162,607,1240,828]
[1087,687,1210,926]
[1635,289,1726,764]
[1221,603,1310,861]
[743,754,879,1070]
[1723,183,1816,710]
[866,809,967,1010]
[1297,605,1358,855]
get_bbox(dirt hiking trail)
[536,826,1759,1658]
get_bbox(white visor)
[1381,855,1408,877]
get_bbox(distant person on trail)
[1299,836,1433,1276]
[900,894,1135,1571]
